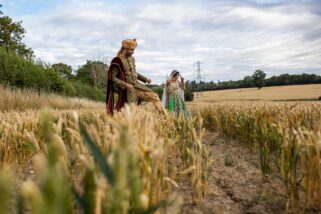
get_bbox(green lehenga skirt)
[168,94,191,117]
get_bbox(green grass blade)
[79,121,115,185]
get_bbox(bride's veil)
[161,81,167,107]
[178,82,185,101]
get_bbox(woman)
[162,70,191,118]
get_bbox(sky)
[1,0,321,83]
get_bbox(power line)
[193,61,203,97]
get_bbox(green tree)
[91,61,108,87]
[240,76,253,88]
[0,4,34,59]
[184,88,194,101]
[252,70,266,89]
[76,60,107,87]
[52,63,73,79]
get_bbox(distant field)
[192,84,321,103]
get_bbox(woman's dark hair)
[171,70,179,77]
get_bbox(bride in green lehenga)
[162,70,191,118]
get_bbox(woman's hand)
[166,80,170,95]
[180,76,185,89]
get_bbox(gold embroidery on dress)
[128,59,137,84]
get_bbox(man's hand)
[126,83,135,92]
[146,78,152,84]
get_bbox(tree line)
[186,70,321,92]
[0,46,108,101]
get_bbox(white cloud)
[7,0,321,83]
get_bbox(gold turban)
[122,39,137,49]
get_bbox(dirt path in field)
[178,132,287,214]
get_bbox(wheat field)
[0,85,104,112]
[193,84,321,103]
[0,85,321,213]
[0,90,208,213]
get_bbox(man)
[106,39,167,115]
